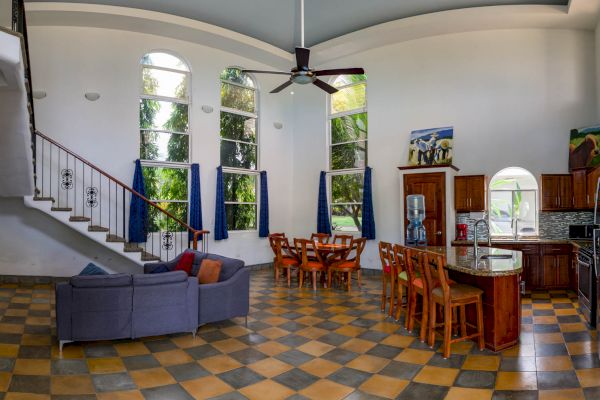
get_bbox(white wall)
[291,29,597,269]
[25,26,294,267]
[0,0,11,30]
[596,18,600,118]
[0,197,140,276]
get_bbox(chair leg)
[428,300,437,347]
[312,270,317,290]
[419,292,429,343]
[443,304,452,359]
[393,283,401,320]
[460,305,467,337]
[347,271,351,291]
[476,298,485,350]
[407,288,417,332]
[299,269,304,288]
[381,274,388,312]
[357,269,362,288]
[274,264,280,284]
[328,270,333,289]
[287,267,291,288]
[388,275,395,317]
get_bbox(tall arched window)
[328,74,367,232]
[220,67,258,231]
[139,51,190,231]
[489,167,538,237]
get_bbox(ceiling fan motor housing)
[291,69,316,85]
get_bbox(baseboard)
[245,263,382,276]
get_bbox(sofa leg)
[59,340,73,353]
[245,316,248,328]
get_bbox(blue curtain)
[128,159,148,243]
[317,171,332,235]
[188,163,203,242]
[214,166,228,240]
[362,166,376,240]
[259,171,269,237]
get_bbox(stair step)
[124,243,143,253]
[88,225,109,232]
[33,197,54,202]
[141,252,161,262]
[51,207,72,212]
[106,234,126,243]
[69,216,91,222]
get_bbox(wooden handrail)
[34,130,210,238]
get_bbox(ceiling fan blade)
[313,79,338,94]
[270,80,293,93]
[242,69,290,75]
[314,68,365,76]
[295,47,310,70]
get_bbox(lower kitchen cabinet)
[541,245,571,289]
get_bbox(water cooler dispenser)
[406,194,427,246]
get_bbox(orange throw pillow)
[197,259,222,284]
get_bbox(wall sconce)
[32,90,46,99]
[201,105,213,113]
[273,122,283,130]
[84,92,100,101]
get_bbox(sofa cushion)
[149,265,170,274]
[205,254,245,281]
[133,271,188,286]
[198,259,222,284]
[174,252,195,276]
[70,274,132,288]
[79,263,108,276]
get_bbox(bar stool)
[379,242,395,315]
[423,250,485,358]
[390,244,411,325]
[401,247,429,342]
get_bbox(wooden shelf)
[397,164,460,172]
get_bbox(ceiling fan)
[242,0,364,94]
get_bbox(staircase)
[8,0,209,265]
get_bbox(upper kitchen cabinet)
[454,175,486,212]
[586,167,600,209]
[572,168,588,209]
[540,174,573,211]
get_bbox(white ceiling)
[26,0,568,52]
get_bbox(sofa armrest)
[143,258,177,274]
[55,282,72,341]
[198,267,249,325]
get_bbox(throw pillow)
[149,265,170,274]
[197,259,222,284]
[79,263,108,276]
[174,251,195,276]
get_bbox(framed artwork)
[569,125,600,170]
[408,126,453,166]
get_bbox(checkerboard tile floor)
[0,271,598,400]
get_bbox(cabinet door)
[542,255,557,287]
[558,175,573,209]
[572,169,588,209]
[526,254,542,289]
[587,167,600,209]
[468,176,486,211]
[454,176,469,212]
[541,175,559,211]
[556,254,570,287]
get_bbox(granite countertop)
[421,246,522,277]
[452,238,580,245]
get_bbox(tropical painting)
[569,125,600,170]
[408,126,453,166]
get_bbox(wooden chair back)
[295,238,326,266]
[310,233,331,244]
[272,236,296,264]
[344,237,367,268]
[379,241,394,274]
[423,251,451,302]
[268,233,286,256]
[333,234,353,246]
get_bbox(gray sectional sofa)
[143,250,250,326]
[55,271,198,351]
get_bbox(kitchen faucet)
[473,219,491,258]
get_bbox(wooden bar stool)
[423,251,485,358]
[390,244,411,324]
[378,241,395,315]
[402,247,429,342]
[295,238,327,290]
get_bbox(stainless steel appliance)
[569,224,597,240]
[578,244,595,327]
[594,176,600,360]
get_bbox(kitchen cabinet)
[541,245,571,288]
[454,175,486,212]
[586,167,600,209]
[541,174,573,211]
[572,168,588,209]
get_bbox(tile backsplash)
[455,211,594,241]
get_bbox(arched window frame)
[138,50,191,231]
[219,67,260,232]
[489,167,539,238]
[326,75,368,233]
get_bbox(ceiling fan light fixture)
[291,73,315,85]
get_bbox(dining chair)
[272,236,299,288]
[327,234,354,264]
[310,233,331,244]
[423,250,484,358]
[379,241,395,315]
[268,233,287,278]
[327,237,366,291]
[402,247,429,342]
[295,238,327,290]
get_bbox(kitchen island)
[423,246,523,352]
